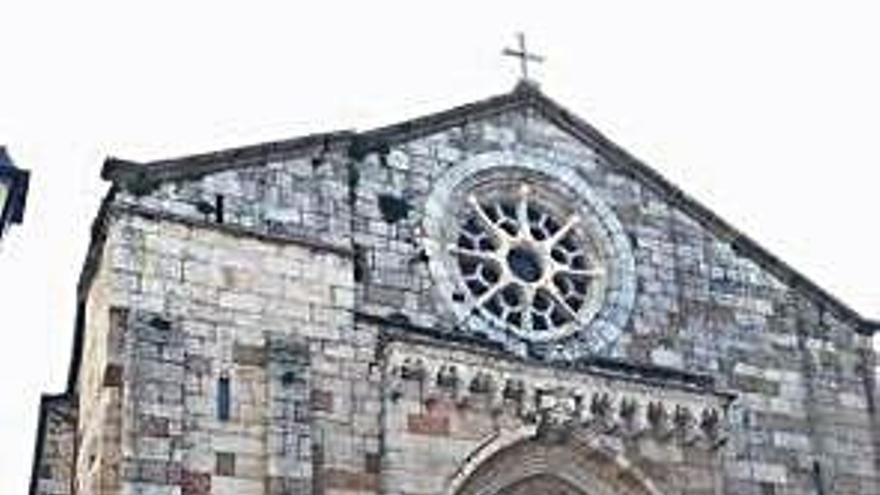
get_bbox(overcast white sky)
[1,1,878,492]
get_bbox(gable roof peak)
[92,85,875,334]
[513,78,542,95]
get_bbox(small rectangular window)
[215,194,225,224]
[218,376,231,421]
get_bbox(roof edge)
[66,185,116,393]
[355,85,530,148]
[519,87,876,335]
[94,83,877,337]
[101,130,356,184]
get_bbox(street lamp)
[0,147,30,241]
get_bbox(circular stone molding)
[422,150,635,357]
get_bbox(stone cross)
[503,33,545,82]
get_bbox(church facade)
[30,82,879,494]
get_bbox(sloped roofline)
[360,81,877,335]
[91,82,876,339]
[101,130,356,183]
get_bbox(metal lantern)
[0,147,30,240]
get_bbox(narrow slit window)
[218,375,231,421]
[812,461,825,495]
[215,194,225,224]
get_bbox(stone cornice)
[365,313,725,394]
[381,336,733,452]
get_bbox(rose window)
[423,151,636,356]
[449,185,606,339]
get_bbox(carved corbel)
[390,357,426,402]
[464,372,495,410]
[519,385,537,423]
[503,378,525,402]
[558,393,578,420]
[589,392,615,432]
[468,372,494,395]
[535,388,556,413]
[571,392,588,424]
[388,366,404,402]
[454,369,473,408]
[487,375,507,416]
[422,362,441,405]
[535,391,576,445]
[674,405,699,446]
[436,364,460,392]
[618,397,642,438]
[400,357,426,382]
[647,401,673,442]
[699,407,728,449]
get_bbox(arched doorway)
[452,434,662,495]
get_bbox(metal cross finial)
[502,33,545,82]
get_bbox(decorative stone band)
[384,338,733,451]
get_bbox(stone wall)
[74,231,117,494]
[32,395,76,495]
[74,208,361,494]
[378,333,730,494]
[41,89,880,494]
[112,146,353,252]
[345,108,880,494]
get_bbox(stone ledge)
[384,338,733,451]
[367,313,726,395]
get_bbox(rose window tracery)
[422,151,636,357]
[451,185,606,338]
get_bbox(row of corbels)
[533,391,727,449]
[388,356,728,449]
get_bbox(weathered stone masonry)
[30,82,879,494]
[30,395,76,495]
